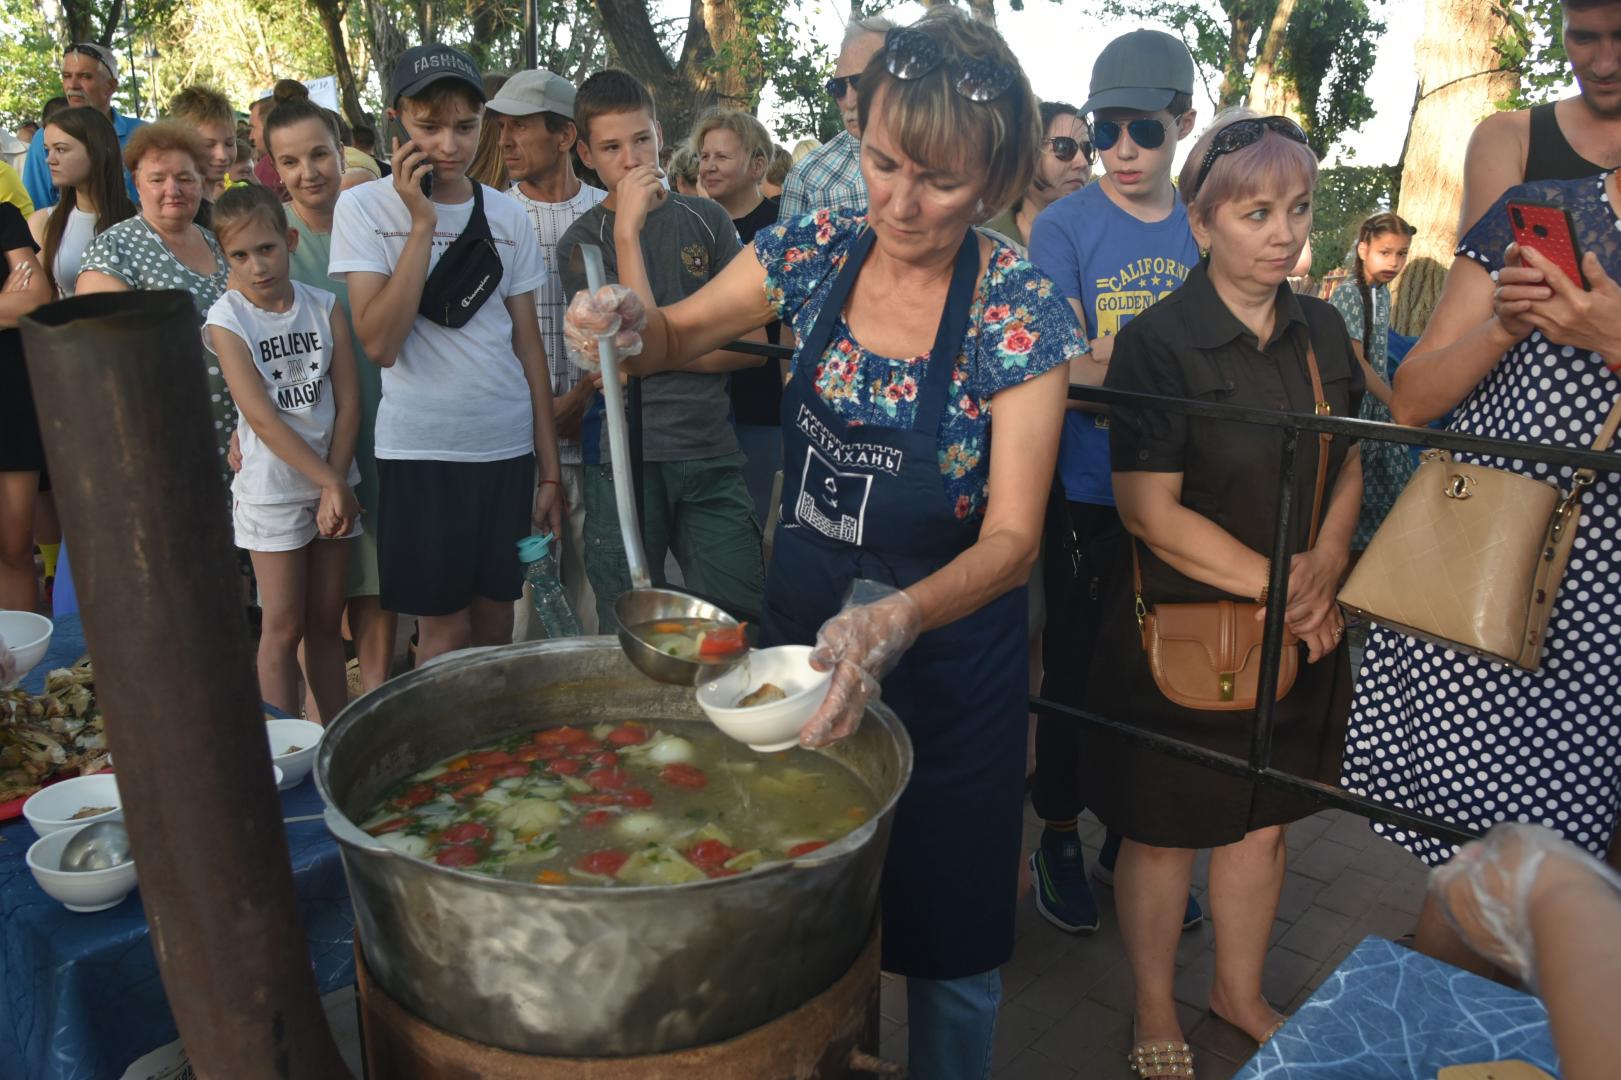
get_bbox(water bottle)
[517,534,582,639]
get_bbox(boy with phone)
[1026,29,1205,936]
[555,69,766,632]
[329,44,564,664]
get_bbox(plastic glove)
[562,285,646,373]
[799,581,923,749]
[1430,822,1621,988]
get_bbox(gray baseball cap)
[484,69,577,120]
[1081,30,1196,117]
[391,44,483,105]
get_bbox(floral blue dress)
[753,209,1086,520]
[1329,279,1415,548]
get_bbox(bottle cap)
[516,533,556,563]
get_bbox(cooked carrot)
[445,757,472,772]
[535,869,567,885]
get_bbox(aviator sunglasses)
[882,26,1017,102]
[1193,115,1310,193]
[1091,116,1173,153]
[824,74,860,100]
[1042,135,1092,163]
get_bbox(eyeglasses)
[65,43,115,79]
[824,74,860,101]
[1193,116,1310,194]
[1042,136,1092,163]
[883,27,1017,103]
[1091,117,1171,152]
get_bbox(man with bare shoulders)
[1459,0,1621,231]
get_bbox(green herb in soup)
[358,720,874,885]
[627,619,748,661]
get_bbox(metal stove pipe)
[21,291,349,1079]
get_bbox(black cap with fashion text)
[391,44,484,105]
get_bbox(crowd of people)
[2,1,1621,1077]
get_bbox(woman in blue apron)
[564,12,1084,1076]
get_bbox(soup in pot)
[358,720,874,886]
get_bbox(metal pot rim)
[315,637,913,899]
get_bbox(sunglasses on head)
[824,74,860,101]
[66,42,115,79]
[1193,116,1310,193]
[1042,136,1092,163]
[1091,117,1173,152]
[883,26,1017,103]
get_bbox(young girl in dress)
[1330,211,1416,548]
[204,184,361,722]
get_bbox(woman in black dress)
[1079,109,1364,1077]
[0,202,54,611]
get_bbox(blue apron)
[762,226,1028,980]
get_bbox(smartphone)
[388,116,433,198]
[1507,199,1586,289]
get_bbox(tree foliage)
[1309,163,1399,278]
[1098,0,1384,155]
[1500,0,1569,108]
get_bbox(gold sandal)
[1128,1035,1195,1078]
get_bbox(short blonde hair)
[689,108,772,167]
[668,144,700,187]
[166,85,234,130]
[854,8,1039,219]
[1178,106,1319,228]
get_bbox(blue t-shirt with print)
[1028,182,1200,505]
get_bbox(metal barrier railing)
[722,337,1621,849]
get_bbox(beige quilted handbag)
[1339,395,1621,671]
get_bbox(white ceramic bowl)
[23,773,121,838]
[272,764,285,789]
[695,645,832,752]
[265,719,324,790]
[26,822,139,913]
[0,610,53,686]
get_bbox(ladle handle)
[579,244,653,591]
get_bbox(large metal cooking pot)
[316,638,912,1057]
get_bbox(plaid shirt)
[778,130,867,223]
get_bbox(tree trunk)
[1219,10,1258,107]
[362,0,410,112]
[310,0,367,129]
[1246,0,1297,117]
[966,0,997,26]
[594,0,717,143]
[1390,0,1517,335]
[701,0,758,107]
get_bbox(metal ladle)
[579,244,749,687]
[60,820,133,872]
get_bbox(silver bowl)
[614,586,747,687]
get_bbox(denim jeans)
[906,969,1002,1079]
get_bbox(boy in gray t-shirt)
[557,69,767,628]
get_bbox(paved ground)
[877,804,1432,1079]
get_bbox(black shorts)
[376,454,534,616]
[0,351,45,474]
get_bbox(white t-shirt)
[509,182,607,463]
[54,206,97,297]
[327,181,547,462]
[205,282,361,504]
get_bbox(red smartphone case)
[1507,200,1588,289]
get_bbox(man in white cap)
[23,42,144,208]
[487,69,608,637]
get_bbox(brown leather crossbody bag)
[1132,346,1332,711]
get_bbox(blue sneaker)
[1092,829,1204,931]
[1029,828,1100,934]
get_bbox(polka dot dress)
[79,217,236,498]
[1340,174,1621,866]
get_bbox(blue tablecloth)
[1,614,355,1080]
[1235,936,1558,1078]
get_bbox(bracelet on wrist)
[538,478,561,488]
[1256,557,1271,605]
